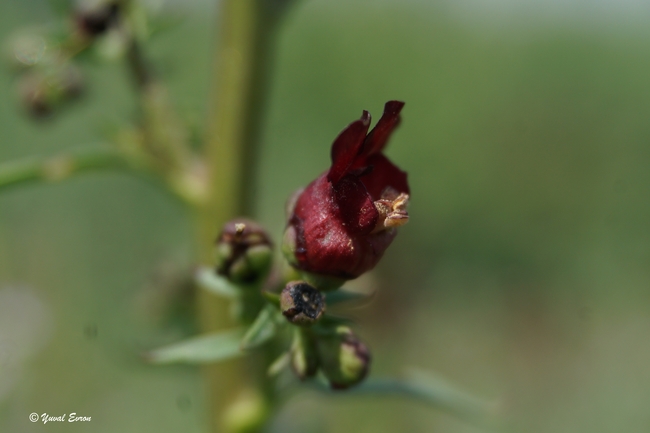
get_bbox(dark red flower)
[283,101,410,283]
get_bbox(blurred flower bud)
[223,389,269,433]
[17,65,85,119]
[215,219,273,284]
[280,281,325,325]
[317,326,371,389]
[289,328,319,380]
[75,1,121,38]
[18,72,52,118]
[283,101,410,284]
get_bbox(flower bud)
[222,389,269,433]
[215,219,273,284]
[75,2,121,38]
[289,328,319,380]
[284,101,410,281]
[17,66,84,120]
[317,326,371,390]
[19,76,51,118]
[280,281,325,325]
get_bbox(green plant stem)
[0,147,194,206]
[0,147,126,192]
[126,38,154,91]
[198,1,294,431]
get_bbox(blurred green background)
[2,0,650,432]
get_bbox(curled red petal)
[362,100,404,157]
[328,111,371,184]
[334,174,378,235]
[360,153,410,199]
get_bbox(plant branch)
[0,147,127,192]
[0,146,195,207]
[126,38,154,91]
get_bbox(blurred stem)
[126,38,154,91]
[0,147,194,206]
[198,0,293,432]
[0,147,126,192]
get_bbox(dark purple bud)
[75,2,120,37]
[215,219,273,284]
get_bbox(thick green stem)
[198,1,292,431]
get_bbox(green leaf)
[196,266,241,298]
[267,352,290,377]
[261,290,280,306]
[144,328,245,365]
[314,369,500,430]
[240,304,280,350]
[325,289,369,305]
[47,0,73,16]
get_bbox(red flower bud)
[284,101,410,282]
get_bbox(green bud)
[290,328,319,380]
[280,281,325,326]
[317,326,371,390]
[215,219,273,284]
[222,389,269,433]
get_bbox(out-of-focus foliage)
[1,0,650,432]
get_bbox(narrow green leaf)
[262,290,280,306]
[319,314,354,326]
[267,352,290,377]
[196,266,241,298]
[144,328,245,365]
[325,289,369,305]
[314,369,500,430]
[240,304,279,350]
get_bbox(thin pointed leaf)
[240,304,279,350]
[262,290,280,306]
[326,289,370,305]
[267,352,290,377]
[196,266,241,298]
[320,315,354,326]
[144,328,245,365]
[313,370,499,430]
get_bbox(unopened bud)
[222,389,269,433]
[17,65,84,120]
[18,72,52,118]
[215,219,273,284]
[317,326,371,390]
[289,328,319,379]
[75,2,121,38]
[280,281,325,325]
